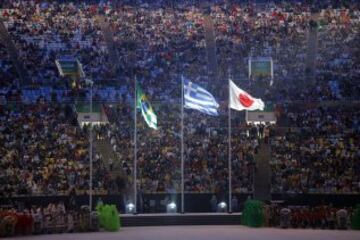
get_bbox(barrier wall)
[1,193,359,213]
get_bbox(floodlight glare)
[217,202,227,212]
[126,203,135,214]
[166,202,177,213]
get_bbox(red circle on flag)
[239,93,254,107]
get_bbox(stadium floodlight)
[126,203,135,214]
[166,202,177,213]
[217,202,227,212]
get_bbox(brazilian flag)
[136,83,157,129]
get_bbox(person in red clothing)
[303,208,311,228]
[0,211,18,237]
[291,208,300,228]
[2,10,9,17]
[318,206,327,229]
[314,207,323,228]
[309,208,316,228]
[15,213,28,235]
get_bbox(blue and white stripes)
[183,78,219,116]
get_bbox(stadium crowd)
[264,204,355,229]
[270,104,360,194]
[0,0,359,199]
[0,202,358,237]
[0,0,359,100]
[104,102,258,194]
[0,101,110,197]
[0,202,99,237]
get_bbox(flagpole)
[228,78,232,213]
[89,81,93,223]
[181,75,185,213]
[134,76,138,214]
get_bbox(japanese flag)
[229,80,265,111]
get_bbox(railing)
[1,192,359,213]
[2,90,360,105]
[0,190,109,198]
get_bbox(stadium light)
[217,202,227,212]
[126,203,136,214]
[167,202,177,213]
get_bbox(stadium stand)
[0,2,359,235]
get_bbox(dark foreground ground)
[12,225,360,240]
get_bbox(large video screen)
[249,57,273,78]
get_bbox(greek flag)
[183,78,219,116]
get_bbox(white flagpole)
[228,78,232,213]
[181,75,185,213]
[245,109,248,123]
[89,82,93,218]
[134,76,138,214]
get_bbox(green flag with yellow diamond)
[136,83,157,129]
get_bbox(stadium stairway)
[0,18,27,84]
[203,15,218,84]
[94,139,127,193]
[96,15,119,75]
[305,14,319,81]
[253,141,271,201]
